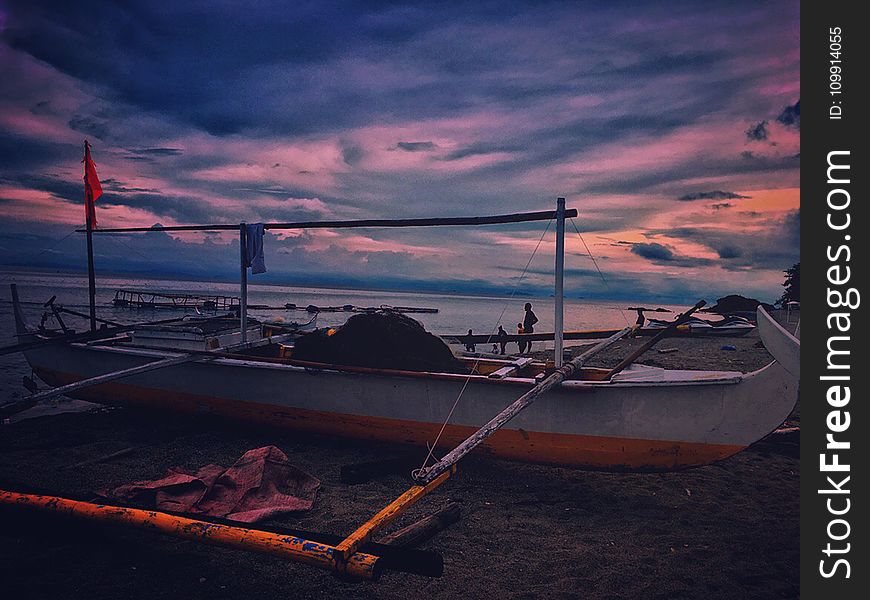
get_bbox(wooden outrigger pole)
[413,300,708,484]
[0,490,383,580]
[411,325,636,484]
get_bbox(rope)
[569,217,632,328]
[417,219,553,471]
[5,226,82,264]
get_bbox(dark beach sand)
[0,332,798,599]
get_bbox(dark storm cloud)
[395,141,438,152]
[1,174,82,202]
[677,190,750,201]
[776,99,800,128]
[650,209,799,271]
[443,143,523,161]
[630,242,714,268]
[632,242,673,261]
[745,120,768,141]
[125,147,184,157]
[68,115,110,140]
[341,144,364,166]
[0,131,79,171]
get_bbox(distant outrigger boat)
[113,289,240,311]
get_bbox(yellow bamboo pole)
[0,489,381,580]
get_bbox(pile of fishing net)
[292,311,468,373]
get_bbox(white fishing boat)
[1,194,802,582]
[7,201,798,472]
[756,307,799,377]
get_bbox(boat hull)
[757,307,800,378]
[23,339,798,472]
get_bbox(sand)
[0,331,799,599]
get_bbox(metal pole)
[554,197,565,367]
[239,223,248,343]
[84,141,97,332]
[85,218,97,332]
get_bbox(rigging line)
[418,219,553,471]
[6,226,81,263]
[101,232,156,264]
[569,217,631,328]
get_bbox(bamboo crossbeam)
[413,326,637,484]
[77,209,578,233]
[445,329,627,345]
[0,490,381,580]
[335,467,455,561]
[24,352,218,404]
[14,331,297,409]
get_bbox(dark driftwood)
[380,503,461,548]
[413,326,637,484]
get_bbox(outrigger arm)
[412,299,707,484]
[412,325,636,484]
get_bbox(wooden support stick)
[603,300,706,380]
[413,326,637,484]
[335,467,455,561]
[380,503,461,548]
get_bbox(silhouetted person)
[497,325,508,355]
[635,308,645,327]
[464,329,476,352]
[523,303,538,353]
[516,322,526,353]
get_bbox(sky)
[0,1,799,303]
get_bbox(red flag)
[83,141,103,227]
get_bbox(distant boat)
[380,304,439,314]
[112,289,239,311]
[644,315,755,337]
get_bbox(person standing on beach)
[497,325,508,355]
[522,303,538,353]
[635,308,645,327]
[516,322,526,354]
[464,329,476,352]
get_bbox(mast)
[239,223,248,342]
[554,197,565,367]
[84,141,97,332]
